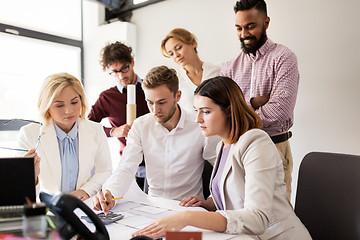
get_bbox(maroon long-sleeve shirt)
[88,84,149,156]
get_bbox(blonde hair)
[38,73,88,124]
[161,28,198,58]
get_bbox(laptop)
[0,157,36,206]
[0,157,36,232]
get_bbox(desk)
[80,180,256,240]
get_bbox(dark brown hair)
[234,0,267,16]
[194,76,262,144]
[100,41,133,71]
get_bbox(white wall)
[83,0,360,204]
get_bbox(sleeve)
[80,124,113,197]
[217,132,279,235]
[101,119,144,198]
[17,124,37,156]
[255,52,299,131]
[88,93,113,137]
[219,59,235,80]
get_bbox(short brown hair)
[100,41,133,71]
[194,76,262,144]
[142,66,178,95]
[161,28,198,58]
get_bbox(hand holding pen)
[92,190,119,215]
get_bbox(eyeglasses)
[0,119,43,152]
[108,64,131,77]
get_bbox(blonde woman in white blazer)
[134,77,311,240]
[17,73,112,200]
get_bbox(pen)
[103,197,123,203]
[0,146,28,152]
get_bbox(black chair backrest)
[294,152,360,240]
[202,161,213,199]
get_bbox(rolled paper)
[127,85,136,104]
[126,85,136,125]
[126,104,137,125]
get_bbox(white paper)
[133,205,169,215]
[127,84,136,104]
[79,180,239,240]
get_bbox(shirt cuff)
[109,127,115,137]
[217,210,244,234]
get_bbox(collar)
[155,104,186,130]
[176,105,186,129]
[55,120,78,141]
[247,38,274,60]
[116,74,142,93]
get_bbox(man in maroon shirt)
[88,42,149,190]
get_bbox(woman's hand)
[70,189,90,201]
[25,148,40,183]
[179,196,216,211]
[132,212,189,239]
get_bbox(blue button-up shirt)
[55,121,79,192]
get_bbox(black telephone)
[40,192,109,240]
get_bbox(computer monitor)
[0,157,36,206]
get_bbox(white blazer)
[212,129,311,240]
[17,118,112,197]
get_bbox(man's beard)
[155,103,177,124]
[129,71,136,85]
[240,29,267,55]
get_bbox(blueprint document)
[81,180,237,240]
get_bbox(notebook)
[0,157,36,207]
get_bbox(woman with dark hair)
[133,76,311,240]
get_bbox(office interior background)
[0,0,359,205]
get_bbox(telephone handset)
[40,192,109,240]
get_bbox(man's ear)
[264,16,270,30]
[175,90,182,102]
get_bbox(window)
[0,0,82,39]
[0,0,83,157]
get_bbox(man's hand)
[92,190,114,215]
[250,95,270,110]
[111,124,131,138]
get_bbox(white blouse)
[178,62,223,113]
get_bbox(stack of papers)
[0,206,23,233]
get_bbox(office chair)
[294,152,360,240]
[202,161,213,199]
